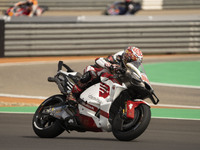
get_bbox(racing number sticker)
[99,83,110,98]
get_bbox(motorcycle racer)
[48,46,143,120]
[68,46,143,103]
[10,0,38,17]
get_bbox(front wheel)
[32,94,66,138]
[112,104,151,141]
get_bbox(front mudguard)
[126,100,149,119]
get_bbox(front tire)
[112,104,151,141]
[32,94,65,138]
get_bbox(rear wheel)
[112,104,151,141]
[32,95,65,138]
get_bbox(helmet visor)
[127,60,141,69]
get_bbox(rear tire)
[112,104,151,141]
[32,95,65,138]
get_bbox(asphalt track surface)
[0,113,199,150]
[0,54,200,150]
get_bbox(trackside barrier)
[0,19,4,57]
[0,0,200,11]
[162,0,200,9]
[3,15,200,57]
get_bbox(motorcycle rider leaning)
[51,46,143,120]
[13,0,38,17]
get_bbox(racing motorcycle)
[32,61,159,141]
[2,3,48,17]
[105,1,141,15]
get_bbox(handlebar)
[48,77,55,82]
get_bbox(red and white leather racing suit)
[71,51,124,99]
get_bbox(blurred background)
[0,0,200,57]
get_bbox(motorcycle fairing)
[76,113,102,132]
[79,73,127,131]
[78,101,111,131]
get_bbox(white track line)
[151,117,200,121]
[0,93,200,109]
[1,93,200,121]
[151,82,200,89]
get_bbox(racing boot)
[67,83,84,105]
[67,92,77,104]
[47,83,84,120]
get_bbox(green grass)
[144,61,200,86]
